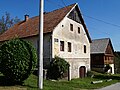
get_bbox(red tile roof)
[0,3,91,42]
[0,3,75,42]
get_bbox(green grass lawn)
[23,74,120,90]
[0,74,120,90]
[43,78,119,90]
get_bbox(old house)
[0,3,91,79]
[91,38,114,74]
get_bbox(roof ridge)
[17,3,76,24]
[92,38,110,41]
[44,3,76,15]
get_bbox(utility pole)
[39,0,44,89]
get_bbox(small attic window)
[70,24,73,31]
[78,27,80,34]
[84,45,86,53]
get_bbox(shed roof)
[91,38,111,54]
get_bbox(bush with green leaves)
[0,39,37,84]
[87,71,94,77]
[48,56,70,80]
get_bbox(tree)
[0,39,37,84]
[114,51,120,73]
[0,12,20,33]
[47,56,70,80]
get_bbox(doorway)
[79,66,86,78]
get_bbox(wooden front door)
[79,66,86,78]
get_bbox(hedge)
[0,39,37,84]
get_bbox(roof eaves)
[91,52,104,54]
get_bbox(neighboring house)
[0,3,91,79]
[91,38,114,74]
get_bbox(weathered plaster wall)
[52,17,90,79]
[24,34,52,68]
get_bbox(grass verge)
[23,74,120,90]
[0,73,120,90]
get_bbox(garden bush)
[0,39,37,84]
[87,71,103,78]
[94,74,120,80]
[87,71,94,77]
[92,71,120,80]
[47,56,70,80]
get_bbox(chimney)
[24,14,29,21]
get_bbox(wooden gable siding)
[104,42,114,64]
[105,43,114,55]
[68,6,81,24]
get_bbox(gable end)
[105,39,114,55]
[68,6,81,24]
[67,4,91,43]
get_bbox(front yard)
[0,73,120,90]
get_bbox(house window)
[78,27,80,34]
[70,24,73,31]
[84,45,86,53]
[68,42,71,52]
[54,38,59,42]
[60,41,64,51]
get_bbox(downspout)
[50,34,52,62]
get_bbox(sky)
[0,0,120,51]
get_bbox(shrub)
[87,71,103,78]
[0,39,37,84]
[47,56,70,80]
[94,74,120,80]
[92,71,120,80]
[87,71,94,77]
